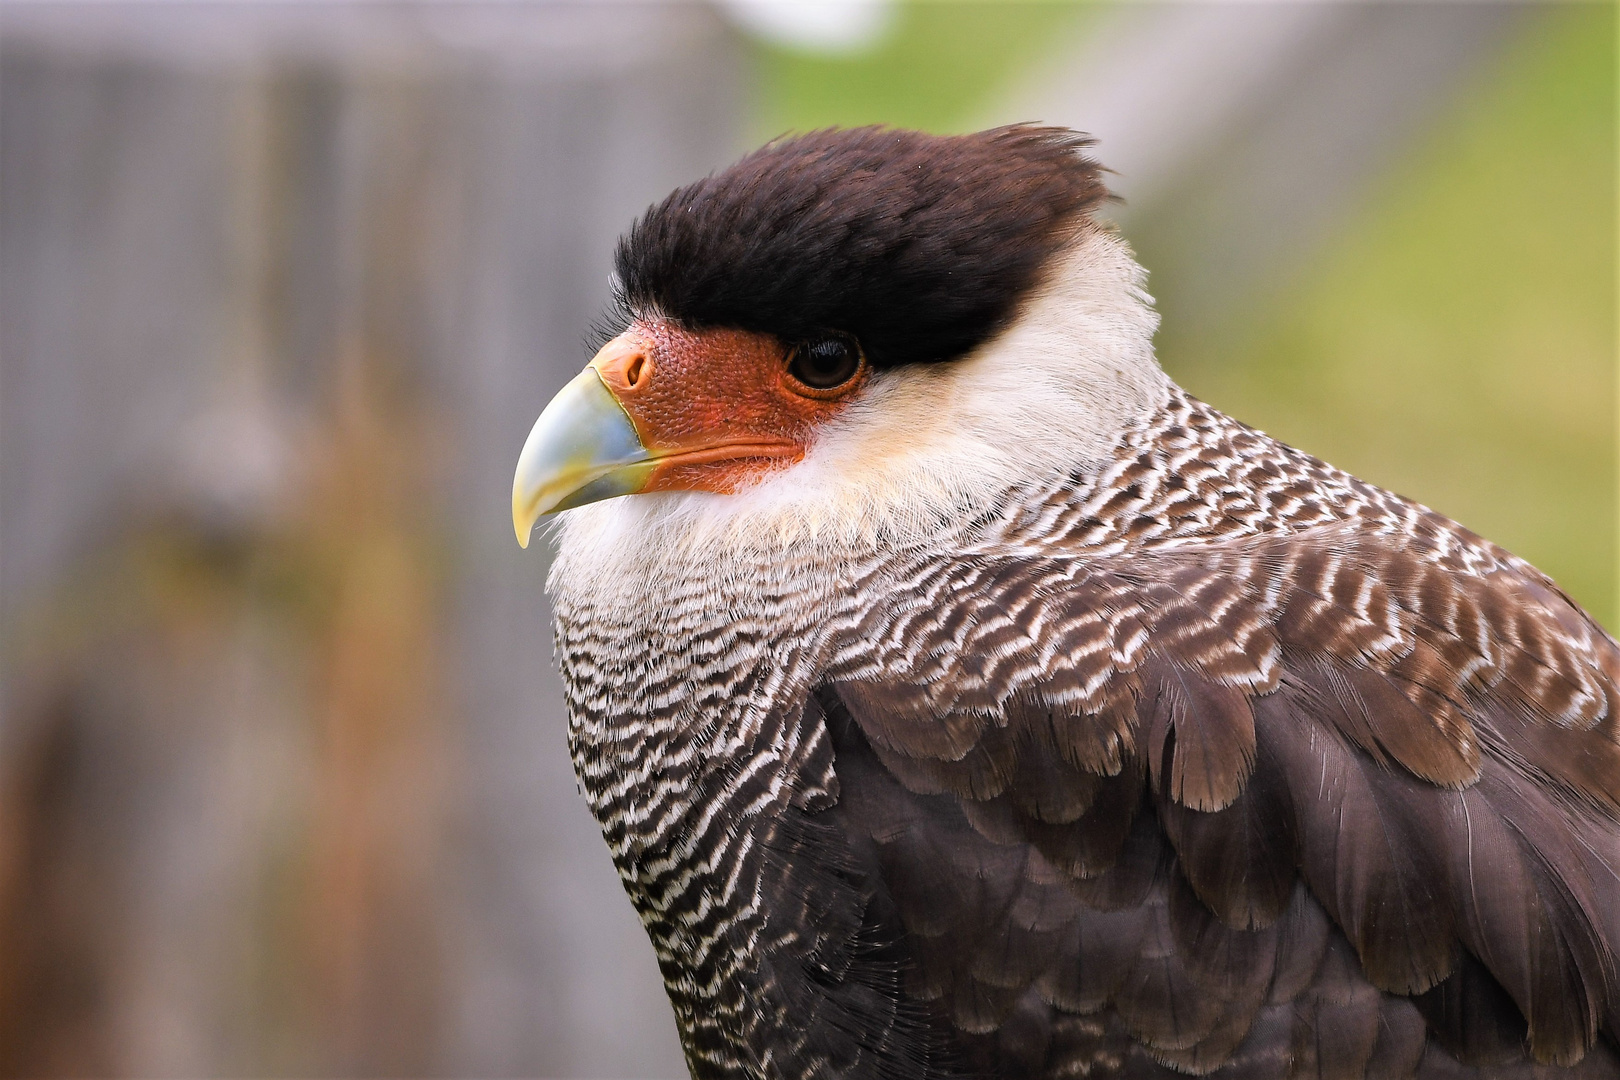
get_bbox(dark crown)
[614,125,1108,369]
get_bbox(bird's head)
[514,125,1167,551]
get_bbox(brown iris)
[786,332,864,397]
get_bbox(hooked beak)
[513,322,837,549]
[511,366,653,548]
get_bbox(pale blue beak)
[512,367,654,548]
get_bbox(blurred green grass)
[747,2,1086,139]
[1166,3,1618,629]
[750,2,1618,629]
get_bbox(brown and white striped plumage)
[541,128,1620,1080]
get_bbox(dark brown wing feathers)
[822,521,1620,1076]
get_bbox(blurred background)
[0,2,1613,1076]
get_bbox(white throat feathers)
[549,226,1169,607]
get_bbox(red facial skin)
[592,318,866,495]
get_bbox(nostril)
[625,353,648,389]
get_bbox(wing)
[816,520,1620,1078]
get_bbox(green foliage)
[1169,4,1618,627]
[746,1,1088,139]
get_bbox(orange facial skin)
[591,318,865,495]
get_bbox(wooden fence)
[0,5,741,1075]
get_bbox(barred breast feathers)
[549,224,1169,616]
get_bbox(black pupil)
[789,336,859,389]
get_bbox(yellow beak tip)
[513,492,539,548]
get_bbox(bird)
[511,125,1620,1079]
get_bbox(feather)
[1456,768,1610,1063]
[1313,654,1480,788]
[1293,936,1385,1080]
[1112,888,1230,1052]
[1255,687,1456,995]
[1414,949,1529,1067]
[1363,1000,1430,1080]
[1139,658,1257,812]
[1157,732,1297,929]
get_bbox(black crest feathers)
[614,125,1108,369]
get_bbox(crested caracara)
[512,126,1620,1080]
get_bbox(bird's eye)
[786,333,864,394]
